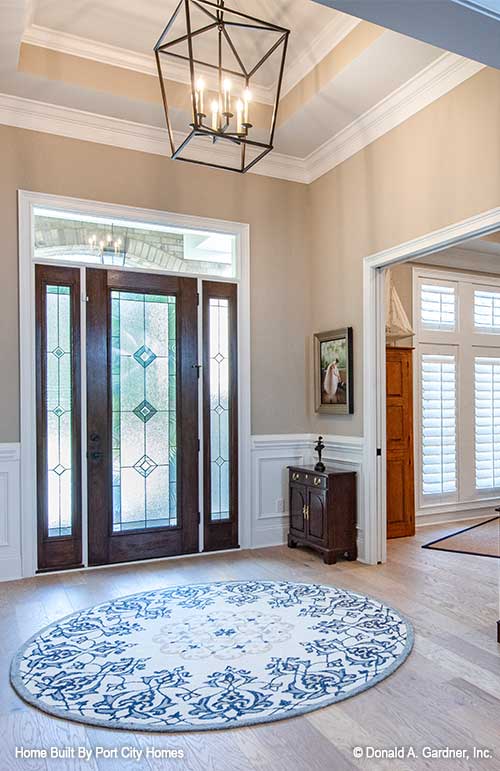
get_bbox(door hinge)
[192,364,202,378]
[198,512,201,524]
[198,438,200,452]
[376,448,382,456]
[197,292,200,306]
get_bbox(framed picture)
[314,327,353,414]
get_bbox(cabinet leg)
[323,551,336,565]
[288,535,298,549]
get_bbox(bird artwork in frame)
[314,327,353,414]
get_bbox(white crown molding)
[23,17,360,106]
[0,50,483,184]
[0,92,309,183]
[280,14,360,96]
[304,52,485,183]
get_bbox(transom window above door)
[33,207,238,278]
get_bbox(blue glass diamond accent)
[133,345,156,368]
[133,454,158,478]
[52,347,65,359]
[133,400,158,423]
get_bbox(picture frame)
[314,327,354,414]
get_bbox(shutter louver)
[474,290,500,332]
[421,353,457,495]
[474,357,500,489]
[421,284,456,330]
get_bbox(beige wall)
[3,66,500,443]
[0,125,310,441]
[309,66,500,437]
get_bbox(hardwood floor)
[1,522,499,770]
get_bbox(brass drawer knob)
[292,472,300,481]
[313,477,322,486]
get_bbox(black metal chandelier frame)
[154,0,290,173]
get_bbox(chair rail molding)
[0,443,22,581]
[251,433,365,559]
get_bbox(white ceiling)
[0,0,485,180]
[33,0,337,62]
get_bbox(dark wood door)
[290,484,306,534]
[86,269,199,565]
[386,347,415,538]
[307,489,326,543]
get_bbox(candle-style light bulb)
[195,77,205,116]
[223,78,231,114]
[243,88,251,124]
[236,98,243,134]
[211,99,219,131]
[106,233,112,244]
[99,240,105,252]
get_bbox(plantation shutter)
[474,357,500,490]
[474,290,500,333]
[421,353,457,496]
[420,284,456,331]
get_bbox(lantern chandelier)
[154,0,290,173]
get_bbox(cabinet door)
[308,489,326,543]
[290,484,306,533]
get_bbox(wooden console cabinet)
[287,466,357,564]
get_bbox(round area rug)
[11,580,413,731]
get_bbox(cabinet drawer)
[289,470,326,489]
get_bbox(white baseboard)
[0,444,22,581]
[251,433,365,559]
[416,506,498,528]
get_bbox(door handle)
[89,432,100,442]
[89,450,103,461]
[302,504,309,520]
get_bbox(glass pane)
[45,285,73,537]
[111,291,177,532]
[209,298,230,521]
[33,208,237,278]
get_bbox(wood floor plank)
[2,526,499,770]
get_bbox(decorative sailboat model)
[385,269,414,345]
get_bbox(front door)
[35,265,239,571]
[86,269,199,565]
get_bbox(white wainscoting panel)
[0,444,22,581]
[251,434,365,559]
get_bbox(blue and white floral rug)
[10,580,413,731]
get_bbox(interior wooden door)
[386,346,415,538]
[86,269,199,565]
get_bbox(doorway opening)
[19,192,250,576]
[363,206,500,564]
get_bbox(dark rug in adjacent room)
[422,516,500,559]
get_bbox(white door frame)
[18,190,251,577]
[363,206,500,565]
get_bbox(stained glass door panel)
[203,281,239,551]
[87,269,199,566]
[111,291,177,532]
[36,265,82,571]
